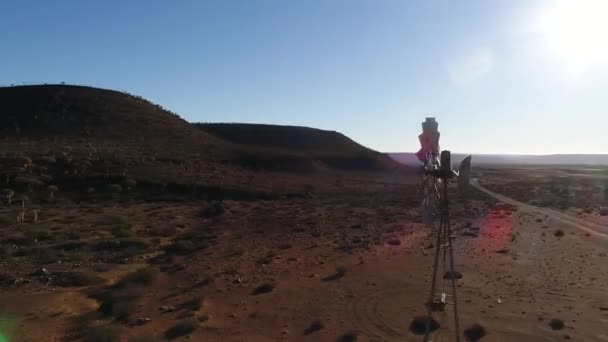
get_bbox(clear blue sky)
[2,0,607,154]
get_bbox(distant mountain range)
[389,153,608,166]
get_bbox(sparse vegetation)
[0,85,601,341]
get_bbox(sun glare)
[535,0,608,75]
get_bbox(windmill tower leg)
[424,213,444,342]
[423,178,461,342]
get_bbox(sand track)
[472,179,608,238]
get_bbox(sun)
[535,0,608,75]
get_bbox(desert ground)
[0,165,606,342]
[0,86,606,342]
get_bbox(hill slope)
[0,85,228,184]
[0,85,401,192]
[198,123,400,171]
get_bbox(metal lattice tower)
[424,173,461,342]
[416,117,471,342]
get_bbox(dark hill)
[0,84,221,153]
[198,123,401,171]
[199,123,364,152]
[0,84,226,184]
[0,85,402,194]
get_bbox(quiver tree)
[47,185,59,201]
[2,189,14,206]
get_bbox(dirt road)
[472,179,608,238]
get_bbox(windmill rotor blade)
[417,117,441,166]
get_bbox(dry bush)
[85,325,121,342]
[117,266,159,287]
[128,334,157,342]
[323,266,347,281]
[52,271,103,287]
[180,296,203,311]
[96,285,141,319]
[549,318,564,330]
[165,318,198,339]
[463,323,487,341]
[338,331,358,342]
[251,283,274,295]
[0,272,15,287]
[304,320,324,335]
[409,316,440,335]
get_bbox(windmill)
[416,117,471,342]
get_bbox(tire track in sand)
[471,180,608,239]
